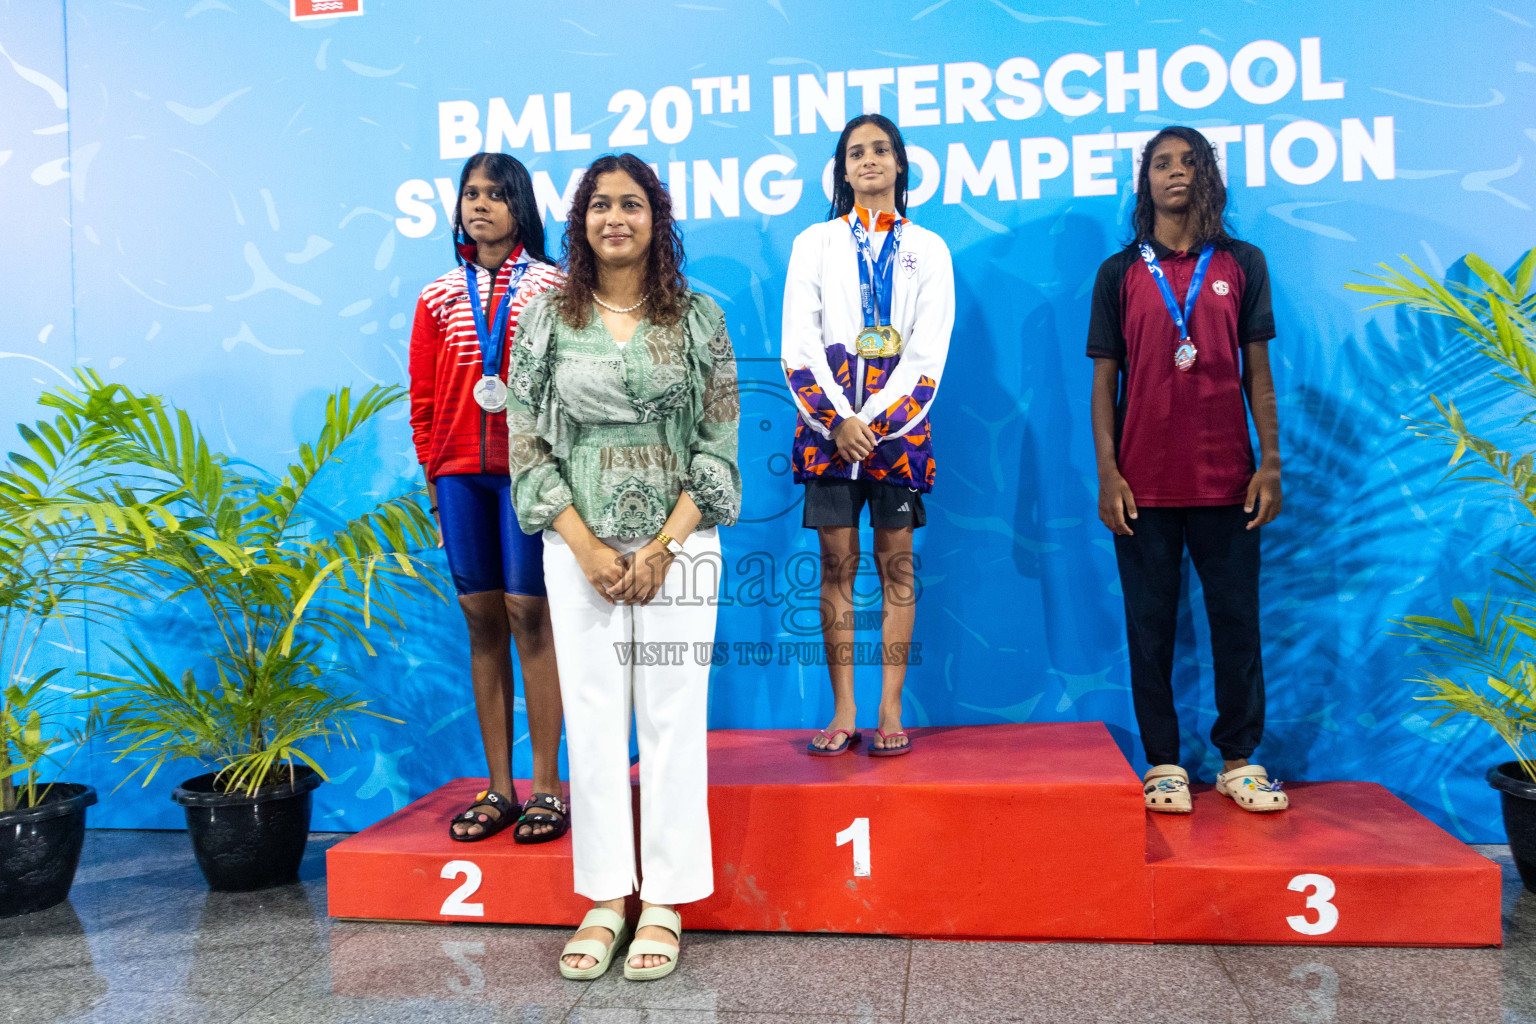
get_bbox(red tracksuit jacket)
[408,248,563,479]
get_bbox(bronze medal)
[1174,340,1197,372]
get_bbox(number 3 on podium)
[1286,873,1338,936]
[836,818,871,877]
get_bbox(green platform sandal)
[623,906,682,981]
[559,907,628,981]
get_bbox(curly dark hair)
[1131,126,1233,248]
[558,153,689,329]
[828,113,908,220]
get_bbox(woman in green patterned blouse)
[506,154,740,982]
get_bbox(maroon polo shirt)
[1085,239,1275,507]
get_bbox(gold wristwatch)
[653,531,684,556]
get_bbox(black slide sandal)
[514,793,571,845]
[449,789,518,842]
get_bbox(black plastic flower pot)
[0,783,98,918]
[171,766,321,892]
[1488,761,1536,894]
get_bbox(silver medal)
[473,374,508,413]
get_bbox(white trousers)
[543,527,720,905]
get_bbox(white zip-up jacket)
[779,206,954,491]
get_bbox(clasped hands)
[577,538,674,605]
[834,417,878,464]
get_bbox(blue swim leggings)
[434,473,547,597]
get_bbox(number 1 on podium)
[836,818,871,878]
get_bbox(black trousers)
[1113,505,1264,766]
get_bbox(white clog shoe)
[1143,764,1192,814]
[1216,764,1289,812]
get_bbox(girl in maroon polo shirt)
[1085,126,1290,816]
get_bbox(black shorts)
[802,477,926,530]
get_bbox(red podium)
[1147,783,1501,946]
[326,723,1501,946]
[686,723,1151,939]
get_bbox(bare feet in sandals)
[872,704,909,754]
[628,903,680,973]
[808,708,859,751]
[514,792,570,843]
[449,789,517,841]
[562,898,626,973]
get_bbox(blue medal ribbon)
[464,257,528,378]
[849,213,903,331]
[1138,241,1213,366]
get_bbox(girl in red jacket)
[409,153,566,842]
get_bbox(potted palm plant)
[0,678,97,917]
[1349,247,1536,890]
[0,379,178,915]
[66,377,440,891]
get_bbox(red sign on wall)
[291,0,363,20]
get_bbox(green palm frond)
[0,371,171,810]
[53,377,440,797]
[1364,249,1536,781]
[4,369,438,801]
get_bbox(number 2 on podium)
[440,860,485,917]
[836,818,871,877]
[1286,873,1338,936]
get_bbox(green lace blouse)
[505,290,741,538]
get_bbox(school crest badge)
[1211,279,1230,296]
[900,252,919,277]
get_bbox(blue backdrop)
[3,0,1534,839]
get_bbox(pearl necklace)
[593,293,646,314]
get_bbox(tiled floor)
[2,831,1533,1023]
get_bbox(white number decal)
[649,85,694,145]
[439,860,485,918]
[836,817,871,878]
[1285,873,1338,936]
[608,89,649,146]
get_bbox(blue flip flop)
[806,729,862,756]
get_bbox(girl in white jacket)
[780,113,955,757]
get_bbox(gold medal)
[856,325,904,359]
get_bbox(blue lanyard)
[464,258,527,377]
[849,214,903,330]
[1138,242,1213,343]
